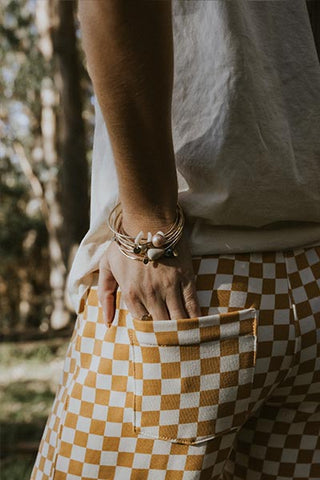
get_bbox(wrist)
[108,201,185,263]
[121,205,177,238]
[121,212,176,238]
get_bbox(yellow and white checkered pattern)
[31,246,320,480]
[129,309,256,445]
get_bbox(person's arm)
[78,0,201,324]
[78,0,177,233]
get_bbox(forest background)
[0,0,319,479]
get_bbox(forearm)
[78,0,178,235]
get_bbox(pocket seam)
[132,423,241,445]
[129,329,139,435]
[131,331,255,348]
[130,307,256,347]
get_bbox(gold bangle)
[107,202,185,264]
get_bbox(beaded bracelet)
[107,202,185,264]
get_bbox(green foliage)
[0,155,49,331]
[0,338,69,478]
[1,0,51,124]
[0,0,52,331]
[1,455,36,480]
[2,381,55,423]
[0,159,46,261]
[0,0,94,331]
[0,340,66,367]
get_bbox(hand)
[97,229,201,326]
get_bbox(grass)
[0,338,69,479]
[1,455,36,480]
[0,339,67,366]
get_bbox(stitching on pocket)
[129,308,257,445]
[129,329,139,435]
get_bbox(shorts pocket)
[128,308,257,445]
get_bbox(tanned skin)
[78,0,201,324]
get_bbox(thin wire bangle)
[107,202,183,241]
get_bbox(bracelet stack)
[107,202,185,264]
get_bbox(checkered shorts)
[31,245,320,480]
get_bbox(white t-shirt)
[67,0,320,314]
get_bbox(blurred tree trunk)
[51,0,90,270]
[306,0,320,61]
[34,0,89,328]
[36,0,69,330]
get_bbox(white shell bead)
[147,231,152,243]
[147,248,165,260]
[152,232,166,247]
[135,231,144,245]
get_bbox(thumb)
[98,255,118,326]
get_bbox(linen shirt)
[67,0,320,314]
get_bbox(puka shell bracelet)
[107,202,185,264]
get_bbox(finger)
[144,287,170,321]
[181,280,202,318]
[165,282,189,319]
[98,258,118,326]
[121,291,151,320]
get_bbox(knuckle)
[180,267,194,278]
[184,299,198,312]
[97,287,105,299]
[183,285,200,316]
[182,274,196,287]
[185,302,200,318]
[183,285,197,301]
[163,270,184,290]
[185,276,196,287]
[97,289,109,303]
[144,285,157,299]
[124,288,139,304]
[161,278,175,291]
[98,255,107,269]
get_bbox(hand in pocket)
[98,229,201,326]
